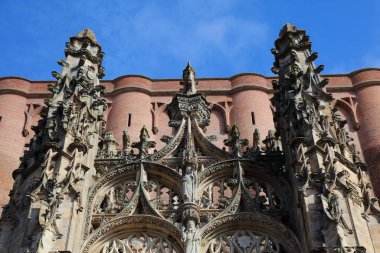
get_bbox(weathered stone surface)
[0,24,379,253]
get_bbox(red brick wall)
[353,71,380,196]
[231,90,274,147]
[1,69,380,212]
[106,91,152,147]
[0,94,27,208]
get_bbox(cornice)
[2,67,379,83]
[107,83,274,97]
[2,68,380,98]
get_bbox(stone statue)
[319,115,330,137]
[182,220,200,253]
[321,190,341,222]
[122,130,130,150]
[253,128,260,150]
[181,62,198,95]
[182,165,196,203]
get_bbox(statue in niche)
[182,220,200,253]
[322,190,341,222]
[319,115,330,137]
[182,164,196,203]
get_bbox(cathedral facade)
[0,24,380,252]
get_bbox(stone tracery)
[207,231,280,253]
[81,62,297,253]
[1,24,379,253]
[101,234,180,253]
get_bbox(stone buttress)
[0,29,107,253]
[271,24,380,252]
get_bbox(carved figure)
[122,130,130,150]
[182,220,200,253]
[321,190,341,222]
[319,115,330,137]
[252,128,260,150]
[181,62,198,95]
[182,165,196,203]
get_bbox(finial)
[180,62,198,95]
[77,28,97,42]
[139,125,150,141]
[224,124,249,158]
[132,126,156,159]
[279,23,299,37]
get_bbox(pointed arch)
[81,215,183,253]
[83,162,182,239]
[200,213,302,253]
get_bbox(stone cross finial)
[132,126,156,159]
[180,62,198,95]
[224,124,249,158]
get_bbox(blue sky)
[0,0,379,80]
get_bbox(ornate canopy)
[83,64,300,253]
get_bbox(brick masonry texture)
[1,68,380,207]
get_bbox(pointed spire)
[66,29,104,72]
[271,23,332,142]
[139,125,150,141]
[168,63,210,128]
[180,62,198,95]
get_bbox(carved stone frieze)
[168,94,211,129]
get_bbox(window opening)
[128,113,132,127]
[251,112,255,125]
